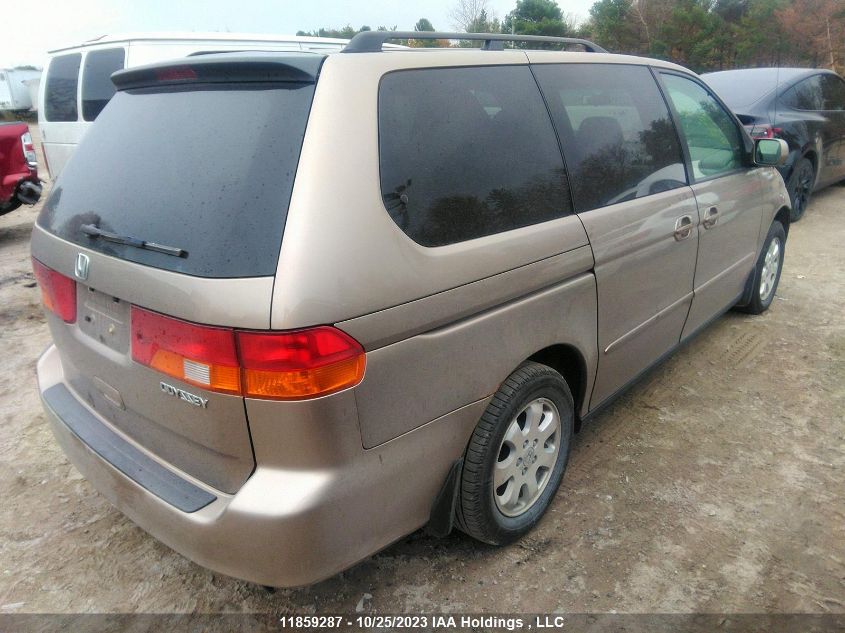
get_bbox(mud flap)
[735,264,758,309]
[426,458,463,538]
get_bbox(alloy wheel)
[493,398,561,517]
[792,163,813,216]
[759,236,782,302]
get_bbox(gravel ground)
[0,127,843,615]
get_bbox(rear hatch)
[33,53,323,493]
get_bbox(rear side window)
[39,82,316,278]
[378,66,572,247]
[82,48,125,121]
[781,75,824,111]
[533,64,687,212]
[661,73,744,180]
[45,53,81,122]
[820,74,845,111]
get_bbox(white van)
[38,32,350,179]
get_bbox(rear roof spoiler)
[111,52,326,90]
[342,31,608,53]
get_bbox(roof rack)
[342,31,608,54]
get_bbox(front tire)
[787,157,814,222]
[738,221,786,315]
[456,362,574,545]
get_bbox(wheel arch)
[784,144,817,181]
[738,210,790,309]
[803,149,818,176]
[526,343,588,432]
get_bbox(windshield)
[38,82,315,278]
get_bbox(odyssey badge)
[160,381,209,408]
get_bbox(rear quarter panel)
[340,250,597,448]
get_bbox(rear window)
[82,48,125,121]
[45,53,81,122]
[378,66,572,247]
[703,71,777,109]
[39,82,315,278]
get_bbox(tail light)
[155,66,197,82]
[744,123,782,139]
[32,258,77,323]
[21,131,37,168]
[238,328,366,400]
[130,307,366,400]
[131,307,240,395]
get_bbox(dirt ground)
[0,126,843,615]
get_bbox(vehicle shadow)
[252,526,503,608]
[0,220,35,245]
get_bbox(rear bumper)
[37,344,485,587]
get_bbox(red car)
[0,121,41,216]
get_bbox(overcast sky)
[0,0,597,67]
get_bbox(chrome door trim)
[693,251,755,294]
[603,291,693,355]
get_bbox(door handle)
[703,206,719,229]
[674,214,693,241]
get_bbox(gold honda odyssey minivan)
[32,31,791,587]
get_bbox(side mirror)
[754,138,788,166]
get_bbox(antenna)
[771,66,780,136]
[772,49,781,133]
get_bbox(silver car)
[32,32,791,587]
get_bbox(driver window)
[661,73,744,180]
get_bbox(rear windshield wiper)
[80,224,187,258]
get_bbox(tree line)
[297,0,845,74]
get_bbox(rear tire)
[456,362,574,545]
[787,158,814,222]
[738,221,786,315]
